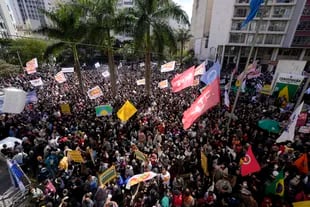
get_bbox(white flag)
[30,78,43,86]
[276,102,304,143]
[224,90,230,108]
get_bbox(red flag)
[294,153,308,174]
[182,78,220,130]
[241,145,261,176]
[171,66,195,93]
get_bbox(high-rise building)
[190,0,310,69]
[0,0,18,38]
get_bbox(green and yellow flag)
[265,170,284,196]
[98,165,117,186]
[278,86,289,101]
[117,100,137,121]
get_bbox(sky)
[173,0,194,20]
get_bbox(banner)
[25,58,38,74]
[136,79,146,86]
[67,150,84,163]
[194,61,205,76]
[126,172,157,189]
[182,78,220,130]
[117,100,137,122]
[201,152,209,176]
[171,66,195,93]
[98,166,117,186]
[158,80,168,89]
[87,86,103,99]
[25,91,38,104]
[30,78,43,87]
[201,61,221,85]
[161,61,176,73]
[1,88,27,114]
[60,103,71,115]
[273,73,304,101]
[95,105,113,117]
[61,67,74,73]
[102,71,110,78]
[55,71,66,83]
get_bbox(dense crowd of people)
[0,62,309,207]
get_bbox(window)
[248,21,268,31]
[229,33,246,43]
[231,20,247,30]
[272,7,291,18]
[268,21,287,31]
[234,7,248,17]
[293,36,310,45]
[303,6,310,16]
[276,0,295,3]
[246,34,264,44]
[256,7,271,18]
[297,21,310,31]
[236,0,249,3]
[265,34,283,44]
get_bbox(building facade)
[0,0,18,38]
[191,0,310,70]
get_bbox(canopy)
[258,119,280,133]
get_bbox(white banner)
[102,71,110,78]
[136,79,146,85]
[158,80,168,89]
[25,58,38,74]
[87,86,103,99]
[161,61,176,73]
[30,78,43,87]
[61,67,74,73]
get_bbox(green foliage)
[0,59,20,77]
[8,38,48,65]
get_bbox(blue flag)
[200,61,221,85]
[241,0,264,28]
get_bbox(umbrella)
[258,119,280,133]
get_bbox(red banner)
[171,66,195,93]
[182,78,220,130]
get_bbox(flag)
[224,90,230,108]
[98,166,117,186]
[241,0,264,28]
[117,100,137,122]
[25,91,38,104]
[30,78,43,87]
[194,61,205,76]
[158,80,169,89]
[134,150,148,162]
[136,79,146,85]
[201,152,209,176]
[171,66,195,93]
[201,61,221,85]
[182,78,220,130]
[60,103,71,115]
[95,105,113,117]
[25,58,38,74]
[265,170,284,197]
[278,86,289,101]
[240,145,261,176]
[55,71,66,84]
[126,172,157,189]
[161,61,176,72]
[276,102,304,143]
[293,201,310,207]
[294,153,308,174]
[7,160,26,192]
[58,156,69,171]
[87,86,103,99]
[61,67,74,73]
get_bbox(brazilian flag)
[265,170,284,196]
[95,105,113,117]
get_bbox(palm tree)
[176,28,192,69]
[78,0,130,96]
[40,3,87,93]
[128,0,189,96]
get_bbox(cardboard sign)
[67,150,84,163]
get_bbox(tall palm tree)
[40,4,87,93]
[78,0,129,96]
[176,28,192,69]
[128,0,189,96]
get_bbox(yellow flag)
[201,152,209,176]
[293,201,310,207]
[278,86,289,101]
[117,100,137,121]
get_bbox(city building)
[0,0,18,38]
[190,0,310,70]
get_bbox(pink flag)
[241,145,261,176]
[182,78,220,130]
[171,66,195,93]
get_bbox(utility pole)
[227,0,268,129]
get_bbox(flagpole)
[227,0,268,129]
[295,72,310,110]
